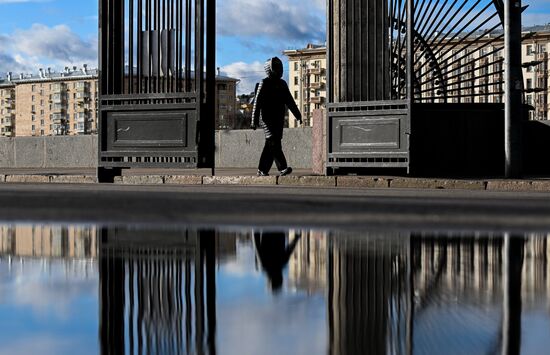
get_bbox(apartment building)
[283,44,327,127]
[215,75,239,129]
[0,83,16,137]
[0,66,99,137]
[0,67,238,136]
[284,26,550,126]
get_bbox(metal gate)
[98,0,215,181]
[327,0,509,174]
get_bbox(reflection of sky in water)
[217,239,326,355]
[0,259,98,355]
[0,227,548,354]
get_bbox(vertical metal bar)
[406,0,414,102]
[175,0,180,93]
[361,0,367,101]
[326,0,333,175]
[186,0,192,92]
[146,0,151,93]
[340,0,347,102]
[129,0,134,94]
[504,0,523,178]
[206,0,215,172]
[501,234,523,355]
[138,0,143,94]
[156,0,161,94]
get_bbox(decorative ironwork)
[98,0,215,180]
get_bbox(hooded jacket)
[252,57,302,140]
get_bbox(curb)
[1,174,550,193]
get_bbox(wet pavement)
[0,224,547,355]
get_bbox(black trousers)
[258,138,288,173]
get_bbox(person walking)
[251,57,302,176]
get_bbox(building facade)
[0,66,99,137]
[284,27,550,126]
[0,67,238,136]
[283,44,327,127]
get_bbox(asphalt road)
[2,183,550,233]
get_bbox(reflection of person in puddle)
[254,231,301,293]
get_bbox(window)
[527,79,533,89]
[294,91,298,99]
[31,115,35,121]
[31,125,35,131]
[31,95,35,102]
[40,129,44,136]
[527,45,534,56]
[40,119,44,125]
[31,105,35,112]
[527,66,533,73]
[31,85,36,92]
[294,62,299,71]
[294,77,299,85]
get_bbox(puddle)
[0,225,546,354]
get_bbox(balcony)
[75,82,88,92]
[310,96,325,104]
[75,123,86,133]
[75,113,88,123]
[310,82,325,90]
[537,70,548,78]
[2,117,13,126]
[52,84,67,94]
[52,114,65,124]
[52,106,66,115]
[537,52,548,61]
[51,93,67,104]
[307,67,325,75]
[76,92,90,104]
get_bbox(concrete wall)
[0,135,98,168]
[216,128,312,169]
[0,128,313,169]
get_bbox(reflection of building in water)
[412,235,550,305]
[289,230,328,294]
[0,225,97,259]
[328,233,410,355]
[99,228,217,355]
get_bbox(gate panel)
[99,0,214,172]
[327,0,509,174]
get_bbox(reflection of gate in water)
[99,228,216,355]
[98,0,215,181]
[328,233,410,355]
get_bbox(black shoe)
[257,170,269,176]
[279,167,293,176]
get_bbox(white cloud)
[217,0,325,43]
[0,23,97,75]
[220,61,265,95]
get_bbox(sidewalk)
[0,168,550,192]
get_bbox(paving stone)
[278,176,336,187]
[5,175,50,183]
[390,178,486,190]
[164,175,204,185]
[122,175,164,185]
[337,176,390,188]
[50,175,97,184]
[203,176,277,185]
[486,180,550,192]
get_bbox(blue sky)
[0,0,548,94]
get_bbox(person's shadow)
[254,231,302,293]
